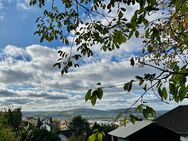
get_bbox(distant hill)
[22,108,167,121]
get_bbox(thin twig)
[74,0,111,23]
[112,81,159,123]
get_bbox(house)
[109,121,180,141]
[109,121,152,141]
[40,123,51,131]
[109,105,188,141]
[155,105,188,141]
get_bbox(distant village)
[0,105,188,141]
[23,114,118,141]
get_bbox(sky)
[0,0,186,111]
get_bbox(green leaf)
[150,0,157,5]
[130,114,138,124]
[121,7,126,11]
[130,58,135,66]
[93,129,99,133]
[143,108,149,118]
[91,95,97,106]
[143,84,147,91]
[97,133,103,141]
[145,29,150,37]
[124,80,133,92]
[170,0,176,5]
[162,87,168,100]
[88,134,96,141]
[123,116,127,126]
[118,11,124,19]
[40,36,44,43]
[136,104,143,112]
[85,89,92,101]
[53,63,61,69]
[143,106,156,119]
[96,88,103,100]
[169,83,177,95]
[80,0,85,3]
[147,45,153,52]
[128,30,134,39]
[144,73,156,80]
[179,84,187,101]
[115,112,122,121]
[181,2,187,15]
[113,31,126,44]
[149,106,156,117]
[135,30,140,38]
[135,76,143,80]
[97,82,101,85]
[139,79,144,86]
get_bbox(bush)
[68,135,86,141]
[28,128,61,141]
[0,126,20,141]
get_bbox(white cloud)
[0,0,34,11]
[3,45,27,57]
[0,2,3,10]
[0,44,180,111]
[0,15,4,21]
[17,0,31,10]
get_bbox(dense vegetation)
[0,109,116,141]
[0,108,60,141]
[68,115,116,141]
[0,109,21,141]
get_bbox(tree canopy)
[30,0,188,122]
[69,115,90,137]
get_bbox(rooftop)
[156,105,188,135]
[108,120,152,138]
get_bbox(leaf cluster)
[85,87,103,106]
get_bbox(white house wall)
[181,136,188,141]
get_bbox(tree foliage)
[7,108,22,131]
[28,128,61,141]
[88,129,104,141]
[88,123,116,141]
[30,0,188,121]
[68,135,86,141]
[0,126,20,141]
[0,108,61,141]
[0,108,21,141]
[69,115,90,137]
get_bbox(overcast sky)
[0,0,185,111]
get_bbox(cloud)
[3,98,31,105]
[28,93,48,98]
[0,0,34,11]
[0,44,175,111]
[0,89,18,97]
[17,3,30,10]
[0,0,3,10]
[16,0,33,10]
[44,95,68,100]
[0,69,34,83]
[29,92,68,100]
[0,15,4,21]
